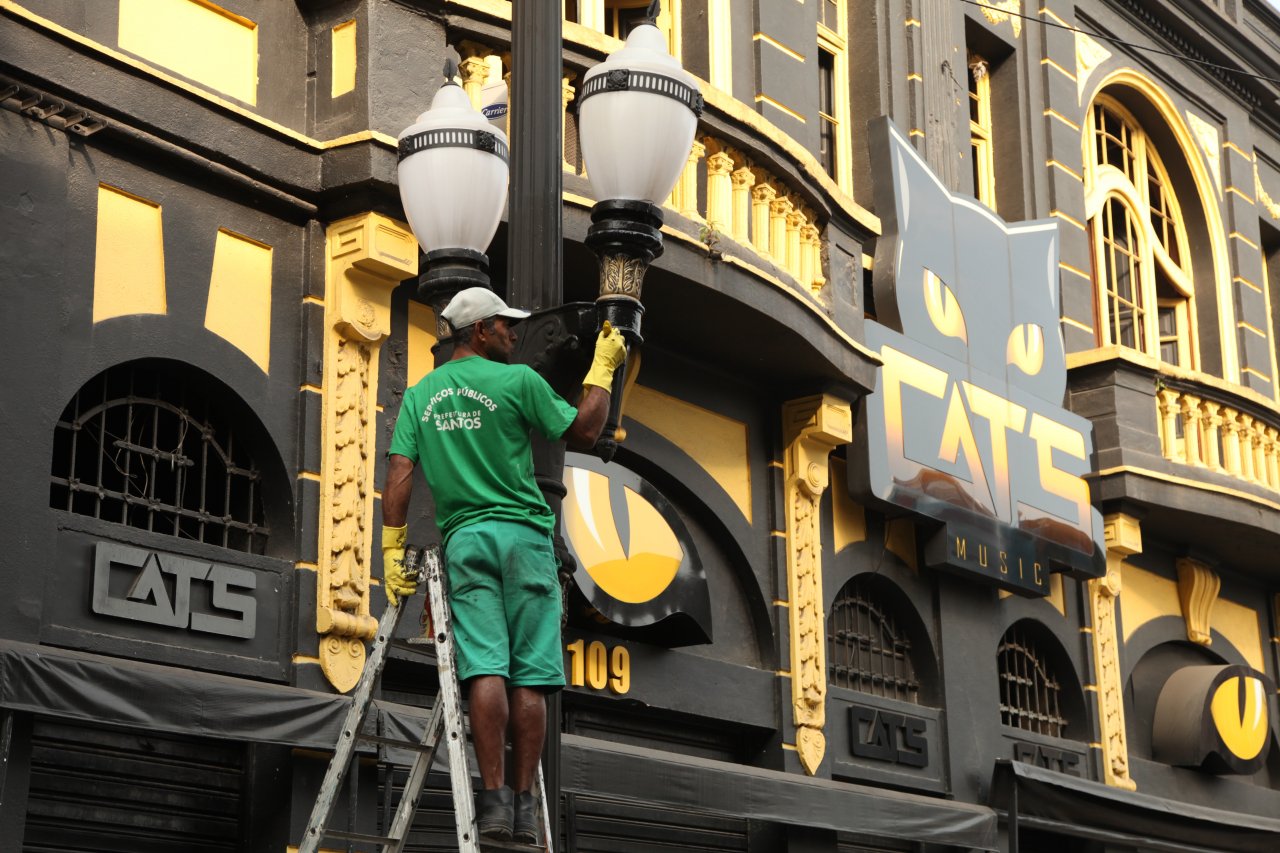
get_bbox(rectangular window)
[968,56,995,210]
[1157,302,1180,365]
[819,0,841,30]
[818,48,837,180]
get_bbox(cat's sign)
[854,118,1106,595]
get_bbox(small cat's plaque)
[854,118,1106,595]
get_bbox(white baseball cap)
[440,287,531,329]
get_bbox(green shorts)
[443,519,565,689]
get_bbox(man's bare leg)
[468,675,509,789]
[508,687,547,793]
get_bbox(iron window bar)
[827,578,920,703]
[50,363,268,554]
[997,625,1068,738]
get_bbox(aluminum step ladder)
[299,545,555,853]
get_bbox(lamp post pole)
[508,1,566,844]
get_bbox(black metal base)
[416,247,491,309]
[585,199,664,264]
[596,295,645,344]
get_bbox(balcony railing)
[1156,381,1280,491]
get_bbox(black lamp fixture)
[577,0,702,458]
[397,58,510,333]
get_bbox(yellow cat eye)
[923,269,967,343]
[1007,324,1045,375]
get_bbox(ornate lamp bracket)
[781,394,853,775]
[317,213,418,692]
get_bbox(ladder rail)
[424,546,482,853]
[298,547,422,853]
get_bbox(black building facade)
[2,1,1279,851]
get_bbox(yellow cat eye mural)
[561,453,712,646]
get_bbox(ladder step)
[323,828,399,845]
[479,840,547,852]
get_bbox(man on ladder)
[380,287,623,843]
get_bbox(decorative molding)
[1091,513,1140,790]
[781,394,853,775]
[977,0,1022,37]
[1074,31,1111,104]
[1258,163,1280,220]
[317,213,418,692]
[598,255,648,299]
[1177,557,1221,646]
[1185,112,1222,198]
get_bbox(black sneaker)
[513,790,538,844]
[476,786,514,841]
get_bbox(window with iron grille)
[827,575,920,703]
[50,361,269,554]
[997,624,1069,737]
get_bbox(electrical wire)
[959,0,1280,89]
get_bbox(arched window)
[827,575,920,703]
[50,361,270,554]
[1085,96,1196,368]
[997,622,1069,737]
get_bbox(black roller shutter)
[23,719,244,853]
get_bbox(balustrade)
[1156,384,1280,491]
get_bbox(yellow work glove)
[583,321,627,391]
[382,524,416,606]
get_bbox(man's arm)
[564,385,609,450]
[383,453,416,527]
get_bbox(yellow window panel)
[93,184,166,323]
[205,229,273,372]
[118,0,258,105]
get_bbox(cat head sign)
[853,118,1105,595]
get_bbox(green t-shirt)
[388,356,578,542]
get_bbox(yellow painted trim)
[1089,742,1104,750]
[907,73,923,83]
[1083,684,1099,692]
[1121,564,1181,645]
[755,93,806,123]
[93,184,167,323]
[301,383,323,394]
[904,18,921,27]
[1242,366,1271,382]
[1226,186,1256,205]
[1230,231,1261,251]
[1238,321,1267,339]
[771,530,788,538]
[1060,261,1091,281]
[708,0,732,91]
[406,300,439,388]
[1039,6,1070,27]
[1048,159,1084,181]
[768,460,785,469]
[773,599,790,607]
[1214,596,1266,671]
[781,742,798,751]
[1223,140,1252,158]
[1080,625,1095,634]
[1062,316,1095,333]
[292,655,322,665]
[331,19,357,98]
[1090,465,1280,514]
[303,295,326,306]
[1042,58,1077,81]
[909,128,926,139]
[1234,275,1262,293]
[753,32,805,63]
[1045,108,1082,131]
[295,561,318,570]
[1050,209,1087,231]
[298,471,321,482]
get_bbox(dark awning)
[563,734,999,851]
[0,639,429,750]
[991,759,1280,853]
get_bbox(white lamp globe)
[578,22,701,204]
[397,73,509,256]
